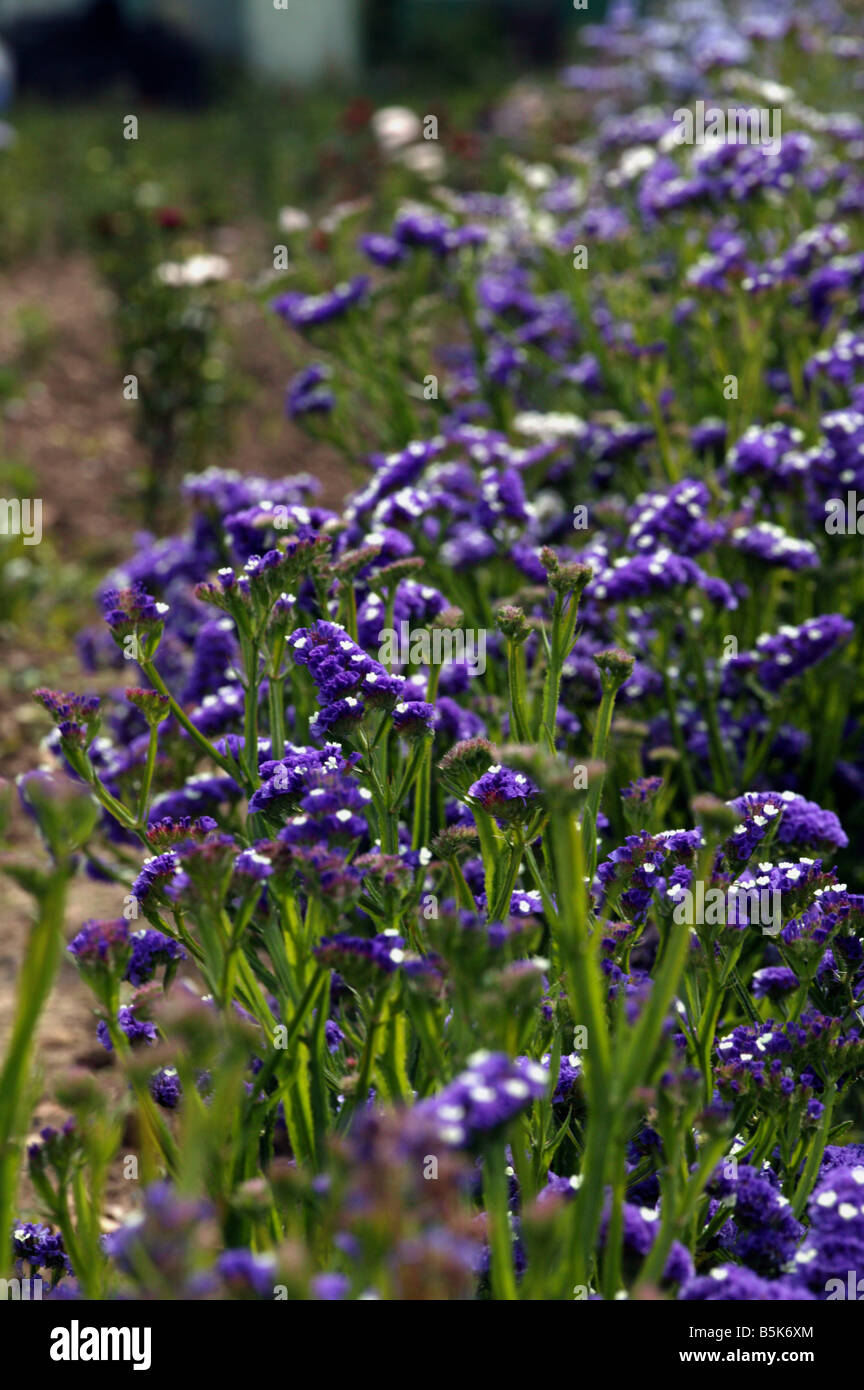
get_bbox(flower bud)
[592,647,634,693]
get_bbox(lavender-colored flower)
[68,918,131,969]
[705,1164,803,1276]
[103,1181,212,1284]
[249,743,350,815]
[412,1052,548,1148]
[309,697,366,741]
[272,276,369,328]
[392,700,434,738]
[33,688,100,744]
[12,1222,68,1273]
[626,480,722,557]
[468,764,540,824]
[217,1249,277,1298]
[588,549,736,610]
[722,615,854,693]
[286,363,334,418]
[313,930,407,983]
[311,1272,350,1300]
[751,967,799,999]
[126,928,185,987]
[729,522,819,570]
[679,1265,813,1300]
[358,233,405,268]
[790,1165,864,1292]
[621,776,663,803]
[101,582,169,635]
[725,424,805,481]
[145,816,219,849]
[131,850,184,904]
[731,792,848,854]
[276,774,371,849]
[97,1003,158,1053]
[233,848,274,882]
[149,1066,182,1109]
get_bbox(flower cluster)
[6,0,864,1309]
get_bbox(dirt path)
[0,246,355,1218]
[0,248,351,562]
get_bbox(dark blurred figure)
[502,0,572,64]
[364,0,572,74]
[1,0,208,106]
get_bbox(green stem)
[483,1141,518,1301]
[141,660,238,778]
[136,725,160,823]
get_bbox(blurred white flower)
[278,206,311,234]
[155,254,230,288]
[372,106,422,152]
[519,162,556,191]
[513,411,587,440]
[607,146,658,187]
[398,143,446,180]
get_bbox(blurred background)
[0,0,594,93]
[0,0,603,755]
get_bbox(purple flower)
[309,697,366,740]
[621,776,663,803]
[680,1266,813,1300]
[217,1249,277,1298]
[790,1165,864,1292]
[588,550,736,610]
[131,850,184,904]
[358,233,405,267]
[313,930,406,983]
[392,700,434,738]
[272,276,369,328]
[311,1272,350,1300]
[233,848,274,882]
[286,363,334,418]
[33,688,100,744]
[468,764,540,824]
[126,928,185,987]
[97,1003,158,1053]
[12,1222,68,1273]
[722,615,854,693]
[149,1067,182,1109]
[101,582,169,634]
[752,967,799,999]
[706,1164,803,1276]
[68,918,131,969]
[412,1052,548,1148]
[729,523,819,570]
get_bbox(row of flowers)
[4,0,864,1301]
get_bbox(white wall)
[243,0,361,83]
[155,0,364,83]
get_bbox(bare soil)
[0,244,355,1220]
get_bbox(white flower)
[155,253,230,288]
[398,143,446,180]
[278,206,311,234]
[371,106,422,152]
